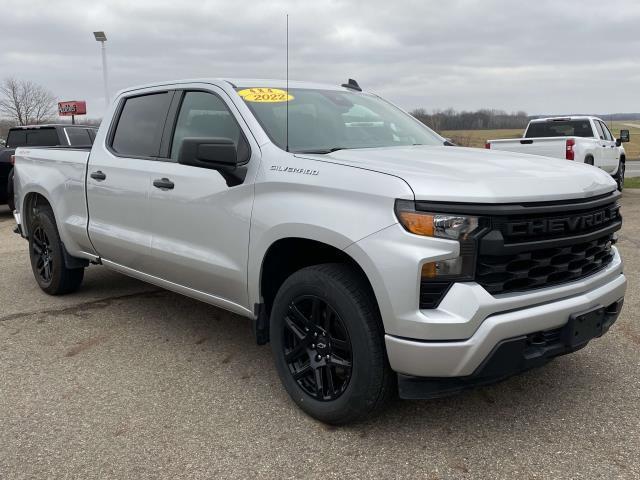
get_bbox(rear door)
[86,90,173,271]
[144,87,258,309]
[592,120,610,169]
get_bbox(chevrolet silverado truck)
[486,116,629,190]
[12,79,626,424]
[1,124,97,211]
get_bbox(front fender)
[247,150,414,308]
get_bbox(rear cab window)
[525,120,595,139]
[7,128,60,147]
[110,92,172,158]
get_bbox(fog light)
[422,258,465,279]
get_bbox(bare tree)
[0,77,57,125]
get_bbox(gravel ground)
[0,194,638,480]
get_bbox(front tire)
[615,160,625,191]
[270,263,395,424]
[28,206,84,295]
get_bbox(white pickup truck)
[486,116,629,190]
[12,79,626,424]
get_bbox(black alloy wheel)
[283,295,353,401]
[31,226,54,284]
[270,264,395,424]
[28,205,85,295]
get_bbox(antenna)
[286,14,289,153]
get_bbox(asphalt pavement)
[626,160,640,178]
[0,194,639,479]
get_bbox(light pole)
[93,31,109,107]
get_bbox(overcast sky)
[2,0,639,119]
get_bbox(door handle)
[90,170,106,181]
[153,178,175,190]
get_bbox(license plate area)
[563,306,606,348]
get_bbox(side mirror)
[178,137,239,169]
[618,129,630,146]
[178,137,250,187]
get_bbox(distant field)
[440,129,522,149]
[607,121,640,160]
[440,121,640,160]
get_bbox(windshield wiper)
[295,147,346,154]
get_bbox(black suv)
[0,124,97,211]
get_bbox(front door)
[145,88,258,309]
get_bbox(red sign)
[58,100,87,116]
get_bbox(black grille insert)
[419,281,451,309]
[476,196,620,295]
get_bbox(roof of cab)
[530,116,600,123]
[9,124,97,130]
[117,78,355,97]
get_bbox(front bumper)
[397,297,624,399]
[386,268,626,378]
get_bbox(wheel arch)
[22,191,54,238]
[258,237,379,317]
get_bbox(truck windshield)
[236,87,443,153]
[525,120,594,138]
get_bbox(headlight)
[395,200,479,240]
[395,200,480,281]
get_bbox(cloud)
[1,0,639,119]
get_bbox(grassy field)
[441,120,640,160]
[440,129,522,149]
[625,177,640,189]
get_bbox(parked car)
[0,124,97,211]
[12,79,626,424]
[486,116,629,190]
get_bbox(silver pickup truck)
[12,78,626,424]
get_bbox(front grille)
[474,194,621,296]
[414,192,622,307]
[477,235,614,294]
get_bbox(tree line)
[410,108,530,131]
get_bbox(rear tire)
[614,160,625,191]
[270,263,395,425]
[28,206,84,295]
[584,155,594,166]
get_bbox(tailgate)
[488,137,568,159]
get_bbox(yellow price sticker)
[238,88,294,103]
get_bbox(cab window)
[599,121,613,141]
[594,120,605,140]
[111,92,172,157]
[170,91,242,160]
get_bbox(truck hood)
[298,145,617,203]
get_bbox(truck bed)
[14,146,95,257]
